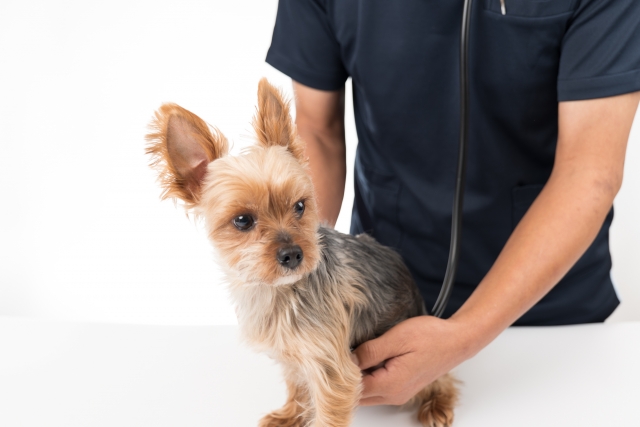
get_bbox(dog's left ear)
[252,78,306,163]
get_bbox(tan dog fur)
[146,79,458,427]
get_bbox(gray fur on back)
[310,226,426,348]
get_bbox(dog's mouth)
[234,270,304,288]
[271,274,303,286]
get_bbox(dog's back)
[313,226,427,349]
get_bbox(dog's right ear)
[145,103,228,209]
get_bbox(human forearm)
[450,168,619,354]
[451,93,639,357]
[298,124,346,227]
[293,82,346,227]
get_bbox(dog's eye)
[294,200,305,217]
[232,215,255,231]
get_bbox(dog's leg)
[303,352,362,427]
[410,373,459,427]
[259,371,310,427]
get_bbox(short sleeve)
[557,0,640,101]
[266,0,348,91]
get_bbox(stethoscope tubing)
[431,0,473,318]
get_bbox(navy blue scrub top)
[266,0,640,325]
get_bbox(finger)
[360,364,392,399]
[349,352,358,366]
[352,335,402,370]
[360,393,412,407]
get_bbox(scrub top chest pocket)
[474,0,576,176]
[483,0,574,17]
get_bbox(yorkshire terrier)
[146,79,458,427]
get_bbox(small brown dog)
[146,79,458,427]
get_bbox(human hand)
[351,315,478,406]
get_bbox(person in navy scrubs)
[266,0,640,405]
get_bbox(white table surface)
[1,316,639,427]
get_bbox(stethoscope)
[431,0,474,317]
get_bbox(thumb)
[352,335,397,371]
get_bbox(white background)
[0,0,638,326]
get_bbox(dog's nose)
[276,245,303,269]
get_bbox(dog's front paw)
[259,409,306,427]
[417,399,455,427]
[415,374,458,427]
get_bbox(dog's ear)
[252,78,306,163]
[146,103,228,208]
